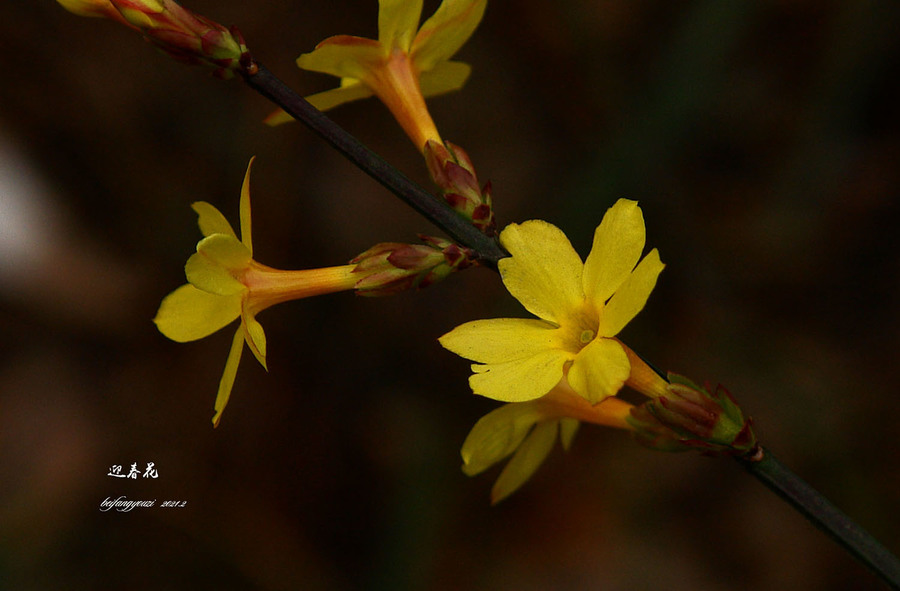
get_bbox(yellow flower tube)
[155,158,362,426]
[268,0,487,151]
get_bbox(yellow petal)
[56,0,125,23]
[263,108,294,126]
[212,327,245,428]
[559,418,579,450]
[411,0,487,72]
[439,318,560,364]
[239,157,254,254]
[266,77,375,116]
[305,78,374,111]
[469,349,569,402]
[598,248,664,337]
[491,420,557,504]
[296,36,386,80]
[192,201,237,239]
[263,109,298,127]
[184,252,245,296]
[241,307,268,371]
[461,402,544,476]
[153,284,241,343]
[582,199,646,306]
[196,233,251,269]
[185,235,250,295]
[378,0,423,51]
[56,0,110,17]
[567,338,630,404]
[418,60,471,97]
[498,220,584,325]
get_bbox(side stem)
[737,448,900,590]
[240,63,507,269]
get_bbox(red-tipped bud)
[351,236,476,296]
[57,0,253,78]
[627,373,758,456]
[423,140,496,236]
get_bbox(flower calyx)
[352,235,476,296]
[628,373,758,456]
[424,140,495,235]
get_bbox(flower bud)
[628,373,758,456]
[424,140,496,235]
[351,236,475,296]
[57,0,252,78]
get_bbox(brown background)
[2,1,899,589]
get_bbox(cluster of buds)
[352,236,476,297]
[424,140,495,236]
[57,0,252,78]
[628,373,758,457]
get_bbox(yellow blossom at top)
[154,158,363,426]
[267,0,486,150]
[440,199,665,405]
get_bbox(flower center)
[559,310,600,354]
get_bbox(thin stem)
[737,448,900,590]
[240,62,507,269]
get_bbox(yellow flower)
[154,158,361,426]
[267,0,486,150]
[440,199,665,405]
[462,380,635,503]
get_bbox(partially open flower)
[267,0,487,150]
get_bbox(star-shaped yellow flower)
[154,158,361,426]
[267,0,486,149]
[440,199,664,405]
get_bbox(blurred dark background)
[2,1,899,589]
